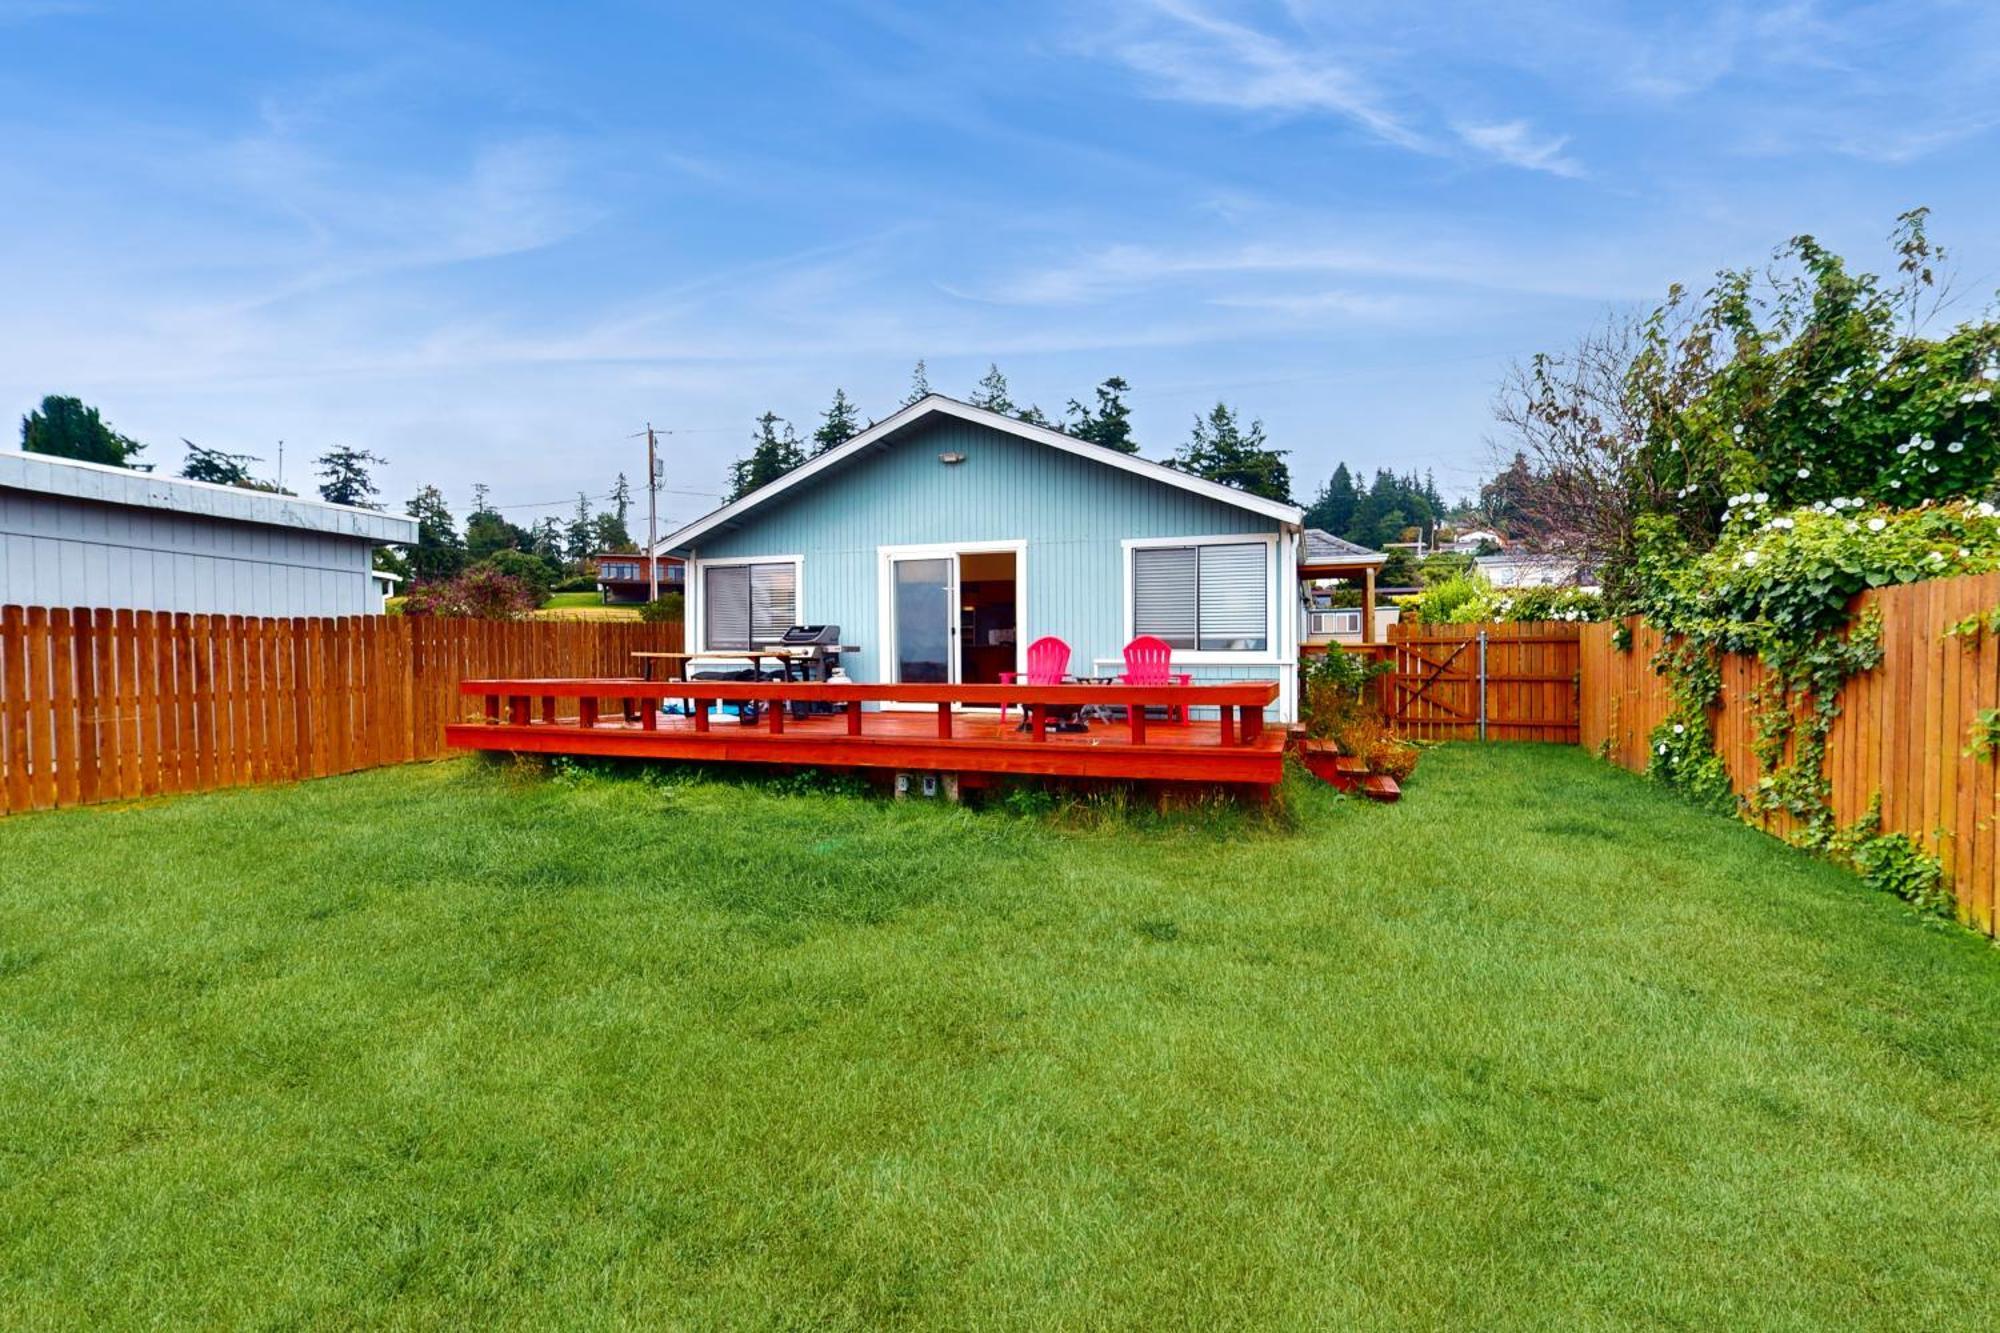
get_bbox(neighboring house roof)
[656,394,1304,553]
[0,449,417,545]
[1301,527,1387,568]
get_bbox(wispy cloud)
[1103,0,1430,151]
[1456,120,1584,178]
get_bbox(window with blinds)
[703,562,796,649]
[1132,542,1268,652]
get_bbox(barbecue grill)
[773,624,852,716]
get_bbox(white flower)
[1979,390,1993,403]
[1773,517,1795,529]
[1928,551,1946,563]
[1921,439,1935,451]
[1670,441,1681,452]
[1863,391,1874,400]
[1979,502,1997,517]
[1960,547,1972,558]
[1741,550,1761,566]
[1889,479,1903,488]
[1754,492,1769,504]
[1797,467,1811,478]
[1983,366,1999,381]
[1733,424,1745,437]
[1673,723,1686,735]
[1948,441,1965,454]
[1927,463,1940,474]
[1963,393,1978,404]
[1868,517,1888,531]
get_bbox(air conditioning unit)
[1309,609,1363,637]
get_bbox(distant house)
[593,552,684,604]
[1475,552,1596,590]
[1441,527,1505,555]
[656,395,1345,722]
[1,450,416,616]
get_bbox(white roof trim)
[0,448,418,544]
[656,395,1303,553]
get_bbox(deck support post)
[768,703,785,735]
[936,703,952,739]
[846,701,863,736]
[579,698,598,730]
[1218,707,1235,746]
[1030,704,1048,741]
[508,695,529,727]
[1241,706,1263,746]
[484,694,500,724]
[641,699,657,732]
[1128,705,1147,745]
[692,703,709,733]
[541,696,557,725]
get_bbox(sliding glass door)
[890,557,955,684]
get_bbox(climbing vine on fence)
[1627,496,2000,898]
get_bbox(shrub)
[472,549,559,605]
[401,566,540,620]
[1299,647,1389,741]
[639,593,684,624]
[1401,573,1603,625]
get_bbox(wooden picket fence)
[0,607,683,817]
[1377,620,1582,743]
[1579,572,2000,935]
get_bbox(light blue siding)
[689,418,1294,712]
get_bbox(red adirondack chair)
[1117,634,1193,723]
[998,635,1071,722]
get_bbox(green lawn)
[3,748,1998,1328]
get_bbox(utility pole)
[646,424,661,602]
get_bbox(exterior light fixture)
[938,451,966,465]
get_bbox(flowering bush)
[401,566,540,620]
[1634,497,2000,647]
[1402,574,1604,625]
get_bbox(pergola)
[1299,528,1390,647]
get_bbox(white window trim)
[875,539,1028,698]
[688,552,804,653]
[1122,533,1285,666]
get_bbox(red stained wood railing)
[452,677,1280,750]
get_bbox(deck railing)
[454,678,1280,748]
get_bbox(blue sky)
[3,1,1997,532]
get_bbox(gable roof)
[1301,527,1386,567]
[655,394,1303,553]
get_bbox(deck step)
[1360,775,1401,803]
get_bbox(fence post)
[1477,630,1488,742]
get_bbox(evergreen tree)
[529,517,566,562]
[179,439,258,487]
[591,510,634,553]
[564,493,597,563]
[609,473,633,528]
[1303,462,1358,533]
[21,394,145,467]
[812,388,862,455]
[728,412,806,499]
[1169,403,1292,502]
[969,364,1016,416]
[904,359,932,405]
[465,500,530,561]
[1015,404,1052,427]
[315,447,385,508]
[404,485,466,581]
[1066,376,1137,452]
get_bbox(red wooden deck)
[444,678,1287,787]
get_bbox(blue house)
[658,395,1321,722]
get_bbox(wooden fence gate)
[1379,621,1582,743]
